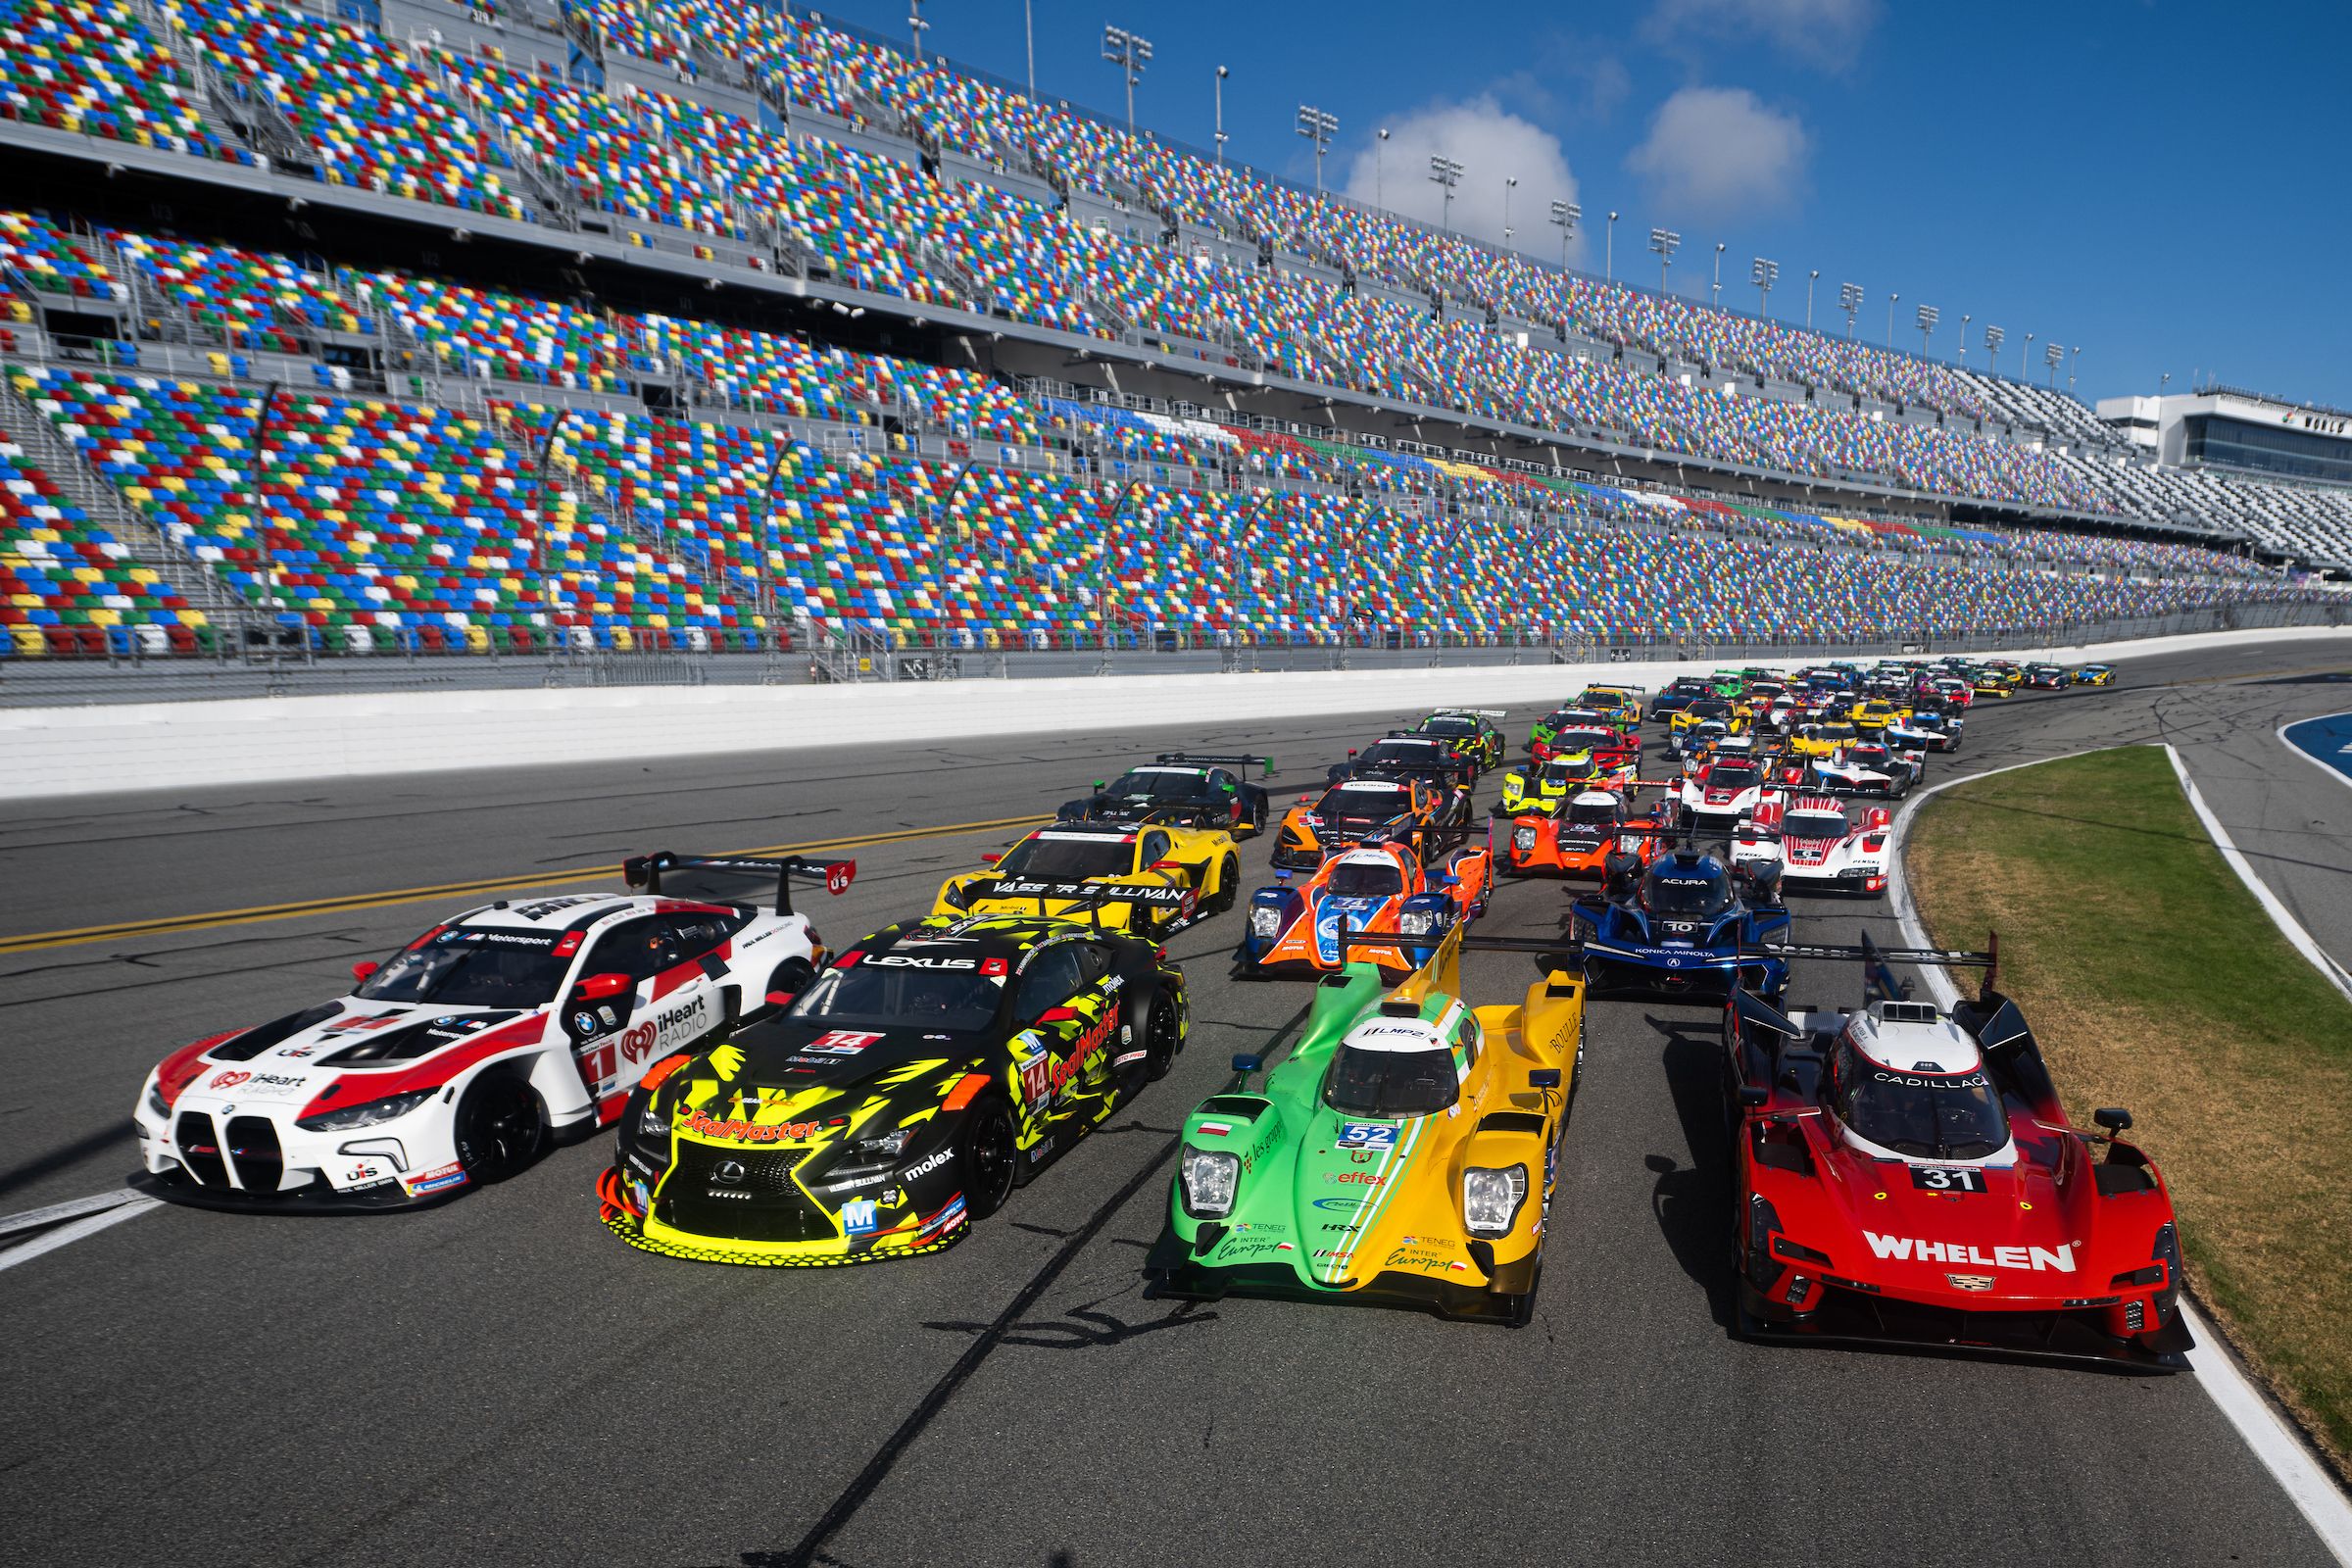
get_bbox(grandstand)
[0,0,2340,661]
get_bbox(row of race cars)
[130,656,2191,1366]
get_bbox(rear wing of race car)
[953,875,1190,930]
[622,851,857,915]
[1432,708,1508,718]
[1730,930,2001,1030]
[1154,752,1276,778]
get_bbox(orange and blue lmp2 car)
[1239,832,1492,978]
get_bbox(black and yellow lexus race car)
[933,819,1242,935]
[599,913,1188,1265]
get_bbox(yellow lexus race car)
[1849,698,1904,733]
[1152,921,1582,1322]
[1787,720,1860,760]
[1576,685,1644,728]
[935,819,1241,935]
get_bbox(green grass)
[1909,744,2352,1464]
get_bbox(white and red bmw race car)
[1731,797,1892,896]
[131,853,851,1211]
[1674,757,1780,830]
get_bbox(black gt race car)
[1060,754,1274,836]
[1330,733,1477,812]
[599,912,1188,1265]
[1413,710,1508,773]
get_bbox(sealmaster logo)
[1863,1232,2077,1273]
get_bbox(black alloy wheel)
[453,1075,547,1183]
[960,1097,1019,1219]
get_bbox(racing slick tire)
[452,1071,548,1186]
[762,956,816,1013]
[958,1095,1020,1220]
[1141,990,1183,1080]
[1212,854,1241,914]
[1244,788,1270,835]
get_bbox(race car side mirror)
[1740,1085,1770,1110]
[1231,1054,1262,1074]
[1529,1067,1562,1090]
[1093,781,1107,792]
[2093,1106,2134,1135]
[765,989,799,1008]
[981,852,1003,864]
[575,972,632,1002]
[351,960,380,985]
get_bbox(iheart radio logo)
[208,1070,251,1090]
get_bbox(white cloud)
[1625,85,1810,220]
[1645,0,1879,70]
[1337,95,1583,262]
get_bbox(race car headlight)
[1397,909,1439,937]
[849,1126,912,1162]
[1746,1193,1788,1291]
[143,1076,172,1121]
[295,1088,437,1133]
[637,1100,671,1140]
[1250,906,1283,939]
[942,881,970,910]
[1462,1164,1527,1237]
[1180,1147,1240,1218]
[1512,826,1539,852]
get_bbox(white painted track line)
[1886,742,2352,1565]
[0,1194,161,1273]
[0,1188,148,1240]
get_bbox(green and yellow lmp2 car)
[1152,923,1582,1322]
[601,912,1187,1265]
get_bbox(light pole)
[907,0,926,65]
[1023,0,1034,96]
[1297,105,1337,194]
[1915,303,1938,357]
[1805,269,1818,329]
[1374,127,1389,208]
[1606,212,1619,282]
[2023,330,2034,381]
[1429,155,1463,233]
[1751,256,1778,316]
[2043,342,2063,387]
[1648,226,1680,293]
[1102,25,1152,136]
[1711,241,1725,307]
[1886,292,1897,349]
[1213,66,1228,170]
[1838,280,1863,338]
[2069,344,2081,393]
[1984,324,2005,377]
[1503,176,1517,247]
[1958,313,1971,367]
[1550,200,1580,270]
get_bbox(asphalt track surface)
[6,637,2352,1568]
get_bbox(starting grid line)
[0,1190,161,1273]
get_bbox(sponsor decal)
[407,1161,468,1196]
[1384,1247,1470,1274]
[842,1200,881,1235]
[1862,1232,2077,1273]
[870,955,979,969]
[680,1110,825,1144]
[822,1170,892,1194]
[1311,1196,1364,1211]
[1335,1122,1399,1152]
[514,897,599,919]
[1322,1171,1387,1186]
[904,1148,956,1180]
[1216,1236,1296,1261]
[239,1073,310,1099]
[571,1011,602,1037]
[914,1194,967,1240]
[454,930,558,948]
[617,994,710,1064]
[807,1030,886,1056]
[1196,1121,1233,1138]
[206,1070,251,1091]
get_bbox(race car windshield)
[1357,742,1446,768]
[1708,764,1759,791]
[1102,770,1209,801]
[1642,867,1735,918]
[358,932,571,1006]
[1815,724,1856,742]
[1322,1045,1458,1117]
[1320,785,1408,823]
[1556,729,1617,752]
[1785,810,1848,839]
[1326,860,1406,897]
[789,960,1002,1032]
[1850,747,1892,766]
[1687,700,1731,719]
[1836,1061,2009,1160]
[995,836,1135,879]
[1419,716,1479,737]
[1566,801,1620,829]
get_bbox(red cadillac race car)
[1723,939,2191,1368]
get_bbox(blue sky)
[829,0,2350,408]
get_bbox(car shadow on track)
[1640,1010,1739,1335]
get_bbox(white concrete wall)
[6,625,2349,801]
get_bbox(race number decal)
[1335,1122,1398,1152]
[1910,1165,1987,1194]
